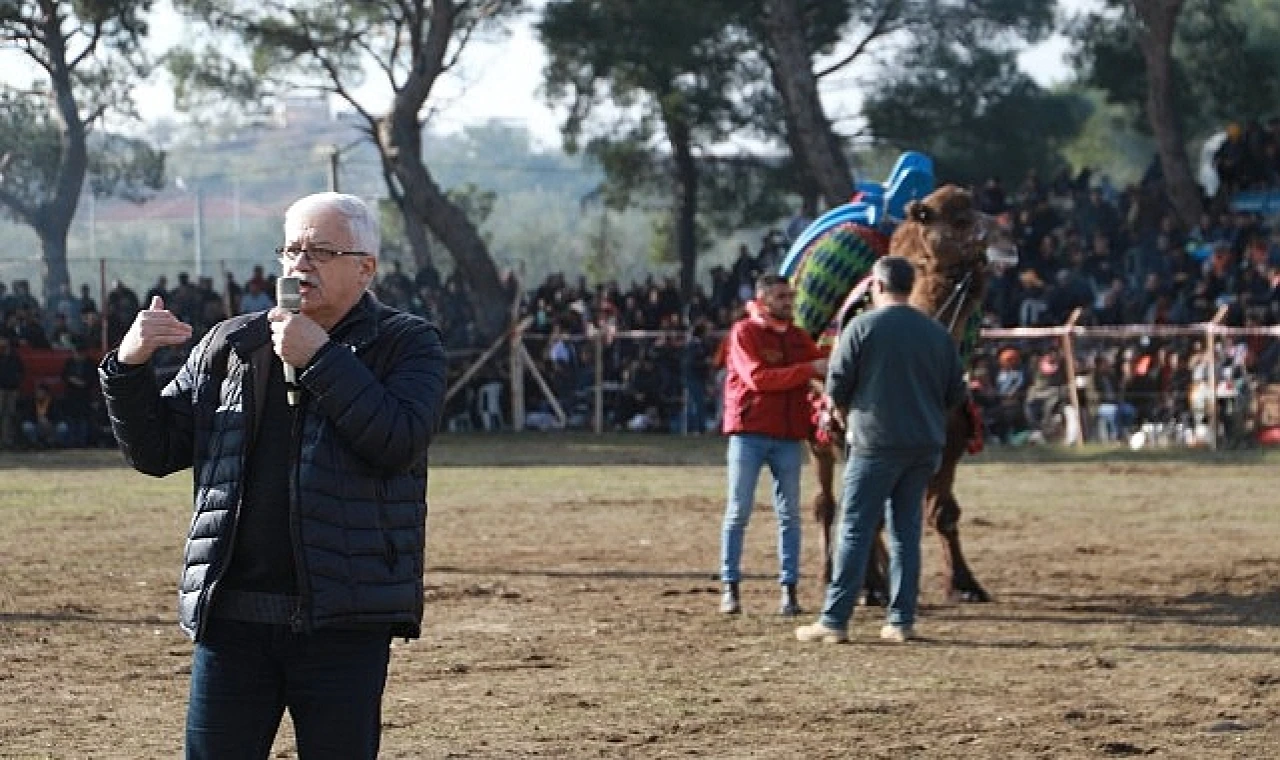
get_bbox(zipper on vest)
[196,356,256,640]
[288,400,312,633]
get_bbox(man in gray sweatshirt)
[796,255,966,644]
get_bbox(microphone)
[276,276,303,407]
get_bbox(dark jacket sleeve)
[98,333,215,477]
[300,317,447,474]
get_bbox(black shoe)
[719,582,741,614]
[779,583,801,617]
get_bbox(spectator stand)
[444,315,570,433]
[443,284,574,433]
[981,305,1279,451]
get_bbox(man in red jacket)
[719,274,827,616]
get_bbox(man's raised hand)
[117,295,193,365]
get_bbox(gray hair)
[873,255,915,295]
[284,192,381,257]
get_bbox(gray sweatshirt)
[826,303,966,453]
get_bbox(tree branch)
[816,0,905,79]
[383,10,409,90]
[67,17,105,70]
[19,37,54,74]
[84,102,109,128]
[399,0,455,108]
[445,12,480,73]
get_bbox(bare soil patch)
[2,438,1279,758]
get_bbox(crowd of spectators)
[1211,118,1280,199]
[5,138,1280,447]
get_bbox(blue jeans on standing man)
[818,449,941,631]
[185,619,392,759]
[720,433,803,586]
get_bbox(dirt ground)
[2,436,1279,759]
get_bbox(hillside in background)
[0,105,786,297]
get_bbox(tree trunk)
[37,224,71,303]
[38,3,89,304]
[356,0,510,341]
[760,0,854,209]
[1134,0,1203,228]
[380,110,509,341]
[398,199,434,272]
[668,115,700,302]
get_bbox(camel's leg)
[861,523,890,607]
[811,442,838,586]
[926,405,991,603]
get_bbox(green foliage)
[540,0,797,294]
[167,46,264,115]
[863,46,1091,185]
[1070,0,1280,136]
[698,156,794,233]
[86,133,166,202]
[0,0,163,299]
[786,0,1067,186]
[1059,88,1152,187]
[0,93,63,215]
[540,0,752,148]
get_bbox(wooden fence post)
[1206,305,1230,451]
[1060,308,1085,448]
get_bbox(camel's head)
[900,185,1018,272]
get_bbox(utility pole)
[322,137,364,194]
[194,184,205,279]
[88,189,96,261]
[233,176,242,235]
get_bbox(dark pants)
[186,619,392,760]
[684,375,707,434]
[819,449,941,630]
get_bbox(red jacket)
[721,313,823,440]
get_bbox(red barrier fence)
[14,347,104,397]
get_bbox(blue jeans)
[720,434,803,585]
[819,449,941,630]
[186,619,392,759]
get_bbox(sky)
[7,0,1099,149]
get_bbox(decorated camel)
[782,154,1016,603]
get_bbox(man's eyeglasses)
[275,246,370,264]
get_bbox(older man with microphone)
[100,192,447,759]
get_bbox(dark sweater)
[220,357,297,595]
[827,303,966,453]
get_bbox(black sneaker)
[778,584,801,617]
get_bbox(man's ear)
[361,257,379,287]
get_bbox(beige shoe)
[794,621,848,644]
[879,623,916,642]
